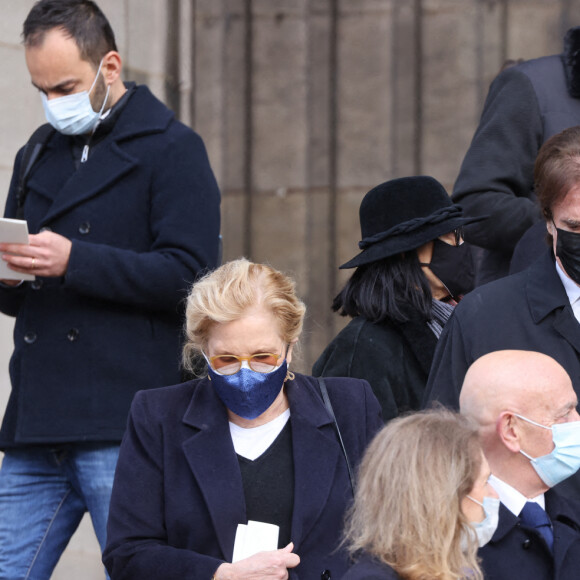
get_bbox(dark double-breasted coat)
[0,85,221,447]
[103,373,383,580]
[479,490,580,580]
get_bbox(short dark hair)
[332,253,433,324]
[535,125,580,221]
[23,0,117,67]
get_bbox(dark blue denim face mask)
[207,359,288,420]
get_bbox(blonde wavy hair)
[182,259,306,373]
[343,409,484,580]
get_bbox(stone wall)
[0,0,578,577]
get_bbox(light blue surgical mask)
[516,413,580,487]
[205,357,288,420]
[465,495,500,547]
[41,59,110,135]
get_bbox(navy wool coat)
[0,85,221,446]
[340,554,401,579]
[103,374,383,580]
[479,490,580,580]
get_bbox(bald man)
[460,350,580,580]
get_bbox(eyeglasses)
[207,349,285,375]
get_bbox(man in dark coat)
[0,1,220,578]
[460,351,580,580]
[424,125,580,499]
[453,27,580,284]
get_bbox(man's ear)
[497,412,522,453]
[101,51,122,85]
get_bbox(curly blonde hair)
[182,259,306,373]
[343,409,484,580]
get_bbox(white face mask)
[463,495,500,548]
[41,59,109,135]
[515,413,580,488]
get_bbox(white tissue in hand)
[232,520,280,562]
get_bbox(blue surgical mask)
[41,59,110,135]
[206,357,288,420]
[465,495,500,547]
[516,413,580,487]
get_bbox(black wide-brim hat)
[340,176,486,269]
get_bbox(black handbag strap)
[317,377,355,494]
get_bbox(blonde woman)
[104,258,382,580]
[341,409,499,580]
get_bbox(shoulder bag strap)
[16,123,55,219]
[317,376,355,494]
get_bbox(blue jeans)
[0,443,119,580]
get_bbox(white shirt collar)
[489,474,545,516]
[556,261,580,308]
[229,409,291,461]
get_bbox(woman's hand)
[214,542,300,579]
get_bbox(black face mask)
[420,239,475,299]
[555,226,580,284]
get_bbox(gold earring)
[285,370,295,382]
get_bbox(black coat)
[312,315,437,422]
[424,249,580,406]
[423,248,580,497]
[480,490,580,580]
[0,85,221,446]
[452,28,580,283]
[103,374,383,580]
[340,554,400,580]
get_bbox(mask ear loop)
[88,58,105,95]
[466,495,484,507]
[513,413,552,462]
[89,58,111,134]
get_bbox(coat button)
[79,222,91,235]
[24,331,37,344]
[522,539,531,550]
[321,570,331,580]
[31,279,43,290]
[67,328,80,342]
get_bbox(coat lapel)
[488,502,519,545]
[526,251,580,355]
[552,307,580,354]
[25,135,75,208]
[26,85,172,227]
[181,379,246,561]
[286,377,342,549]
[180,375,345,558]
[39,142,138,226]
[546,489,580,572]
